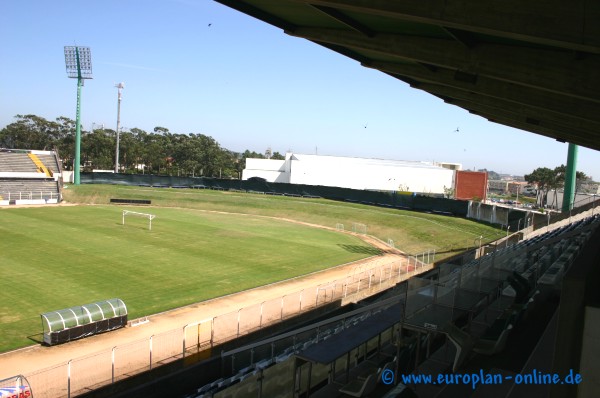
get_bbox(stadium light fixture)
[64,46,93,185]
[114,82,124,173]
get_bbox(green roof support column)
[562,143,578,213]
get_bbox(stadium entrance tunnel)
[40,298,127,346]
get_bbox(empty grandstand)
[81,212,598,398]
[0,148,62,205]
[190,215,597,398]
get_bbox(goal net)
[352,222,367,235]
[122,210,156,231]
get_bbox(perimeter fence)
[81,172,468,216]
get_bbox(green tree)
[54,117,76,168]
[145,129,172,174]
[525,165,588,207]
[81,128,114,170]
[524,167,555,207]
[0,114,58,150]
[554,164,587,190]
[1,113,283,180]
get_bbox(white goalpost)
[122,210,156,231]
[352,222,367,235]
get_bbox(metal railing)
[0,191,60,201]
[23,256,433,398]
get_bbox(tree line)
[0,114,285,178]
[2,114,595,201]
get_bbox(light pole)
[64,46,93,185]
[114,82,124,173]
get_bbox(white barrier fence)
[24,255,433,398]
[0,191,60,200]
[0,191,61,205]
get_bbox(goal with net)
[352,222,367,235]
[122,210,156,231]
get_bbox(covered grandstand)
[81,212,599,398]
[3,0,599,396]
[200,216,599,398]
[77,0,600,394]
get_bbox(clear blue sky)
[1,0,598,180]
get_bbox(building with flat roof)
[242,152,459,195]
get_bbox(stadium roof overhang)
[215,0,600,151]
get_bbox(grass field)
[0,205,375,352]
[64,184,505,256]
[0,185,504,352]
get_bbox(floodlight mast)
[114,83,124,173]
[64,46,92,185]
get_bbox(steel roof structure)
[215,0,600,152]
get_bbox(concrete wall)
[467,201,510,225]
[240,155,287,184]
[546,190,599,210]
[242,158,289,183]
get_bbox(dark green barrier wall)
[81,173,469,216]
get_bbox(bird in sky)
[454,127,460,133]
[208,23,212,27]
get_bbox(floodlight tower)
[64,46,93,185]
[114,82,125,173]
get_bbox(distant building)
[522,185,538,196]
[579,180,600,194]
[488,179,531,195]
[508,181,528,195]
[488,180,509,194]
[242,153,459,195]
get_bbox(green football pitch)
[0,205,376,351]
[0,185,504,352]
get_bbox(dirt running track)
[0,204,423,396]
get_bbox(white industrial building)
[242,153,460,194]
